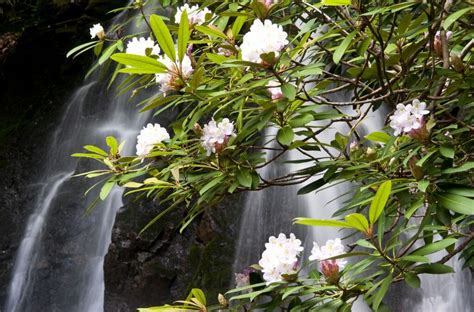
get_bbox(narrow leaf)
[294,218,352,228]
[344,213,369,233]
[178,9,190,61]
[365,131,391,144]
[150,14,176,61]
[412,238,457,256]
[100,181,115,200]
[333,31,356,64]
[436,193,474,215]
[111,53,167,73]
[369,180,392,224]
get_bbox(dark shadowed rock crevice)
[104,195,242,312]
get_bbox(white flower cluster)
[267,80,283,100]
[200,118,235,156]
[136,123,170,157]
[155,53,194,93]
[175,4,212,25]
[258,233,303,284]
[309,238,347,269]
[389,99,429,136]
[90,23,104,40]
[126,37,161,56]
[240,19,288,63]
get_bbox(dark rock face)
[104,195,242,312]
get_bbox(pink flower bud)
[320,259,340,284]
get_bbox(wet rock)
[104,195,242,312]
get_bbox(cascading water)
[4,5,160,312]
[232,106,473,311]
[232,128,306,275]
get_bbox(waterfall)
[4,5,160,311]
[232,106,473,310]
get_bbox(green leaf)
[71,153,104,159]
[236,169,252,188]
[94,41,103,56]
[413,263,454,274]
[369,180,392,224]
[277,126,294,146]
[444,186,474,198]
[199,175,224,196]
[66,41,98,58]
[356,239,376,249]
[443,7,472,29]
[344,213,369,233]
[178,9,190,62]
[436,193,474,215]
[100,181,115,200]
[195,25,227,39]
[372,273,392,310]
[412,238,457,256]
[333,31,356,64]
[297,178,325,195]
[291,64,323,77]
[106,136,119,154]
[322,0,351,6]
[442,161,474,174]
[440,144,455,159]
[191,288,206,305]
[83,145,108,157]
[110,53,167,73]
[98,41,119,65]
[365,131,391,144]
[399,255,430,263]
[231,16,247,36]
[281,83,296,100]
[417,179,429,193]
[294,218,352,228]
[403,272,420,288]
[150,14,176,61]
[206,53,228,64]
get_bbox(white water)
[232,107,473,310]
[5,172,73,312]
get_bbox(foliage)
[70,0,474,310]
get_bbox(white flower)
[240,19,288,63]
[267,80,283,100]
[389,99,429,136]
[155,53,193,93]
[90,23,104,40]
[410,99,430,118]
[309,238,347,269]
[126,37,161,56]
[258,233,303,284]
[175,4,212,25]
[136,123,170,157]
[200,118,235,156]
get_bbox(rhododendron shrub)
[70,0,473,310]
